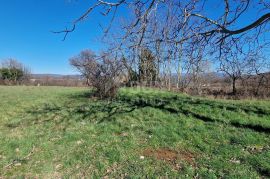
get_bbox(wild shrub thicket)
[0,59,30,85]
[70,50,124,99]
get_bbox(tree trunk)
[232,77,237,95]
[177,40,183,90]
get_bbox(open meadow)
[0,86,270,178]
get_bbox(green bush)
[0,67,24,82]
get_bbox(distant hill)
[31,74,82,79]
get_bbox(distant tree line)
[0,59,87,87]
[29,75,85,87]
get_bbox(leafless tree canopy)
[70,50,124,98]
[60,0,270,98]
[56,0,270,45]
[70,50,97,86]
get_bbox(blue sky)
[0,0,267,74]
[0,0,108,74]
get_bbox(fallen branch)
[4,146,36,169]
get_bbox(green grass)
[0,86,269,178]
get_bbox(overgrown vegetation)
[0,86,269,178]
[0,59,30,85]
[70,50,124,99]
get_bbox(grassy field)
[0,86,269,178]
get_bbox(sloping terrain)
[0,86,269,178]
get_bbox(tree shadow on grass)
[67,90,95,99]
[21,91,270,134]
[24,99,138,127]
[74,102,138,123]
[117,94,270,134]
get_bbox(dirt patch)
[142,148,196,167]
[114,132,129,137]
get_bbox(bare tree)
[219,45,264,95]
[70,50,124,99]
[57,0,270,98]
[55,1,270,46]
[70,50,97,86]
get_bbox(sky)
[0,0,109,74]
[0,0,267,74]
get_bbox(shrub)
[0,59,31,85]
[70,50,124,99]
